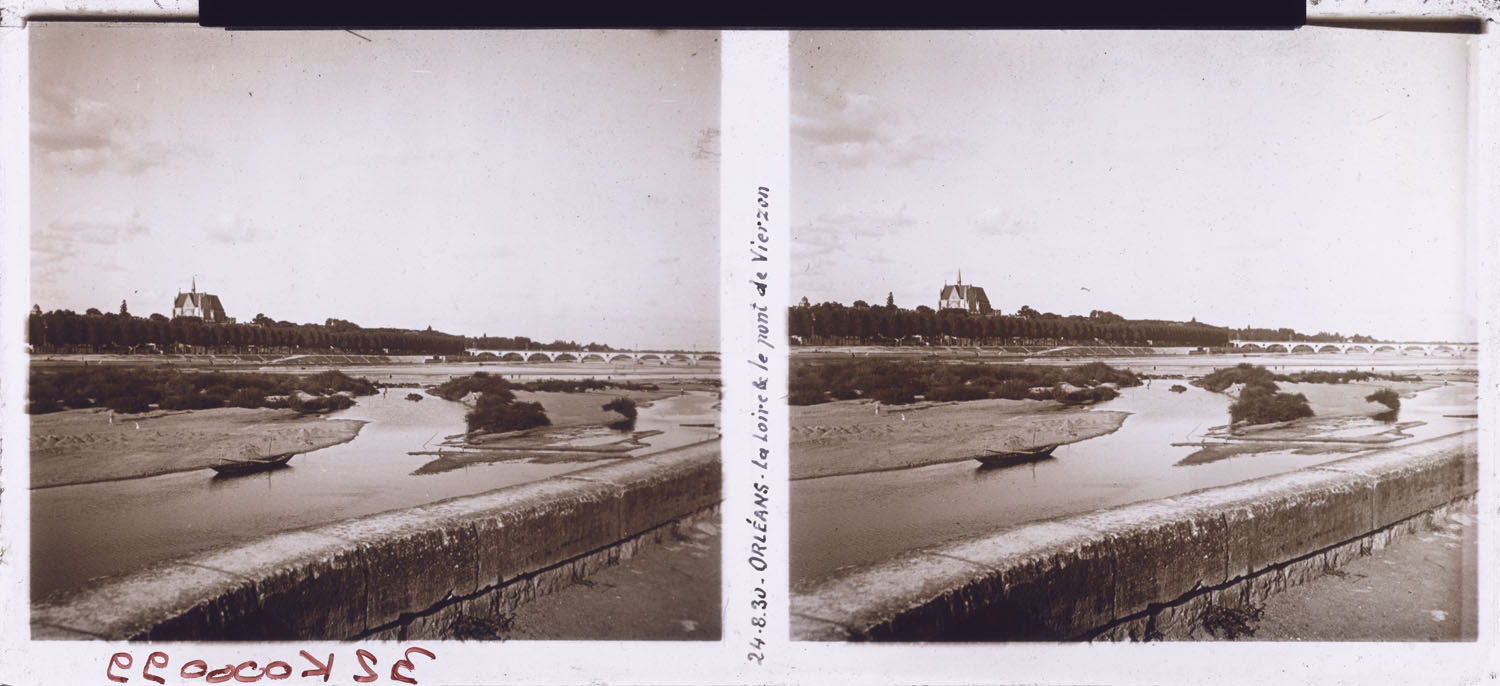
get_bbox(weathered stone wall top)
[792,431,1478,642]
[33,439,721,641]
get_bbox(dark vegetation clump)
[1198,364,1318,426]
[1195,363,1280,394]
[1168,384,1188,393]
[466,394,550,433]
[428,371,515,402]
[1366,387,1401,422]
[1281,369,1421,384]
[1365,387,1401,411]
[432,373,553,433]
[429,372,658,401]
[1229,385,1313,425]
[1051,384,1119,405]
[602,397,638,431]
[28,367,375,415]
[787,359,1141,407]
[511,378,659,393]
[405,393,424,402]
[287,393,357,414]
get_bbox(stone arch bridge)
[1228,340,1476,356]
[465,349,719,365]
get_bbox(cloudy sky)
[30,25,719,350]
[791,30,1475,342]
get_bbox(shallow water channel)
[32,389,719,600]
[790,380,1477,589]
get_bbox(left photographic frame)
[21,22,723,642]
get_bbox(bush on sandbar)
[1197,363,1280,394]
[602,397,638,431]
[467,395,550,433]
[1365,387,1401,411]
[1229,386,1313,425]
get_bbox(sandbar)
[791,398,1128,480]
[30,407,365,489]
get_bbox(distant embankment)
[33,440,720,640]
[792,431,1477,641]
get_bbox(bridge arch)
[524,352,551,362]
[1316,344,1341,354]
[699,354,721,362]
[1344,345,1371,354]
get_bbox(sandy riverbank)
[791,398,1128,480]
[30,407,365,489]
[1179,379,1455,465]
[410,389,715,474]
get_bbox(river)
[31,384,719,600]
[790,365,1477,589]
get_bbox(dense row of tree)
[787,300,1418,348]
[28,308,468,355]
[788,302,1231,347]
[26,306,640,356]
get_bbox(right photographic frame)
[787,29,1480,642]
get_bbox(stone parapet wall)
[33,439,721,640]
[792,431,1478,641]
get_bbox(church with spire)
[172,277,230,323]
[938,270,994,314]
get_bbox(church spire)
[957,268,962,286]
[191,275,197,294]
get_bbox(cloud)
[32,87,173,174]
[33,208,149,279]
[42,207,151,244]
[794,203,915,262]
[971,206,1039,237]
[690,128,719,160]
[30,238,79,274]
[792,82,949,168]
[203,212,265,245]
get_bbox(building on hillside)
[172,278,230,322]
[938,271,993,314]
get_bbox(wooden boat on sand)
[210,451,296,477]
[974,443,1060,468]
